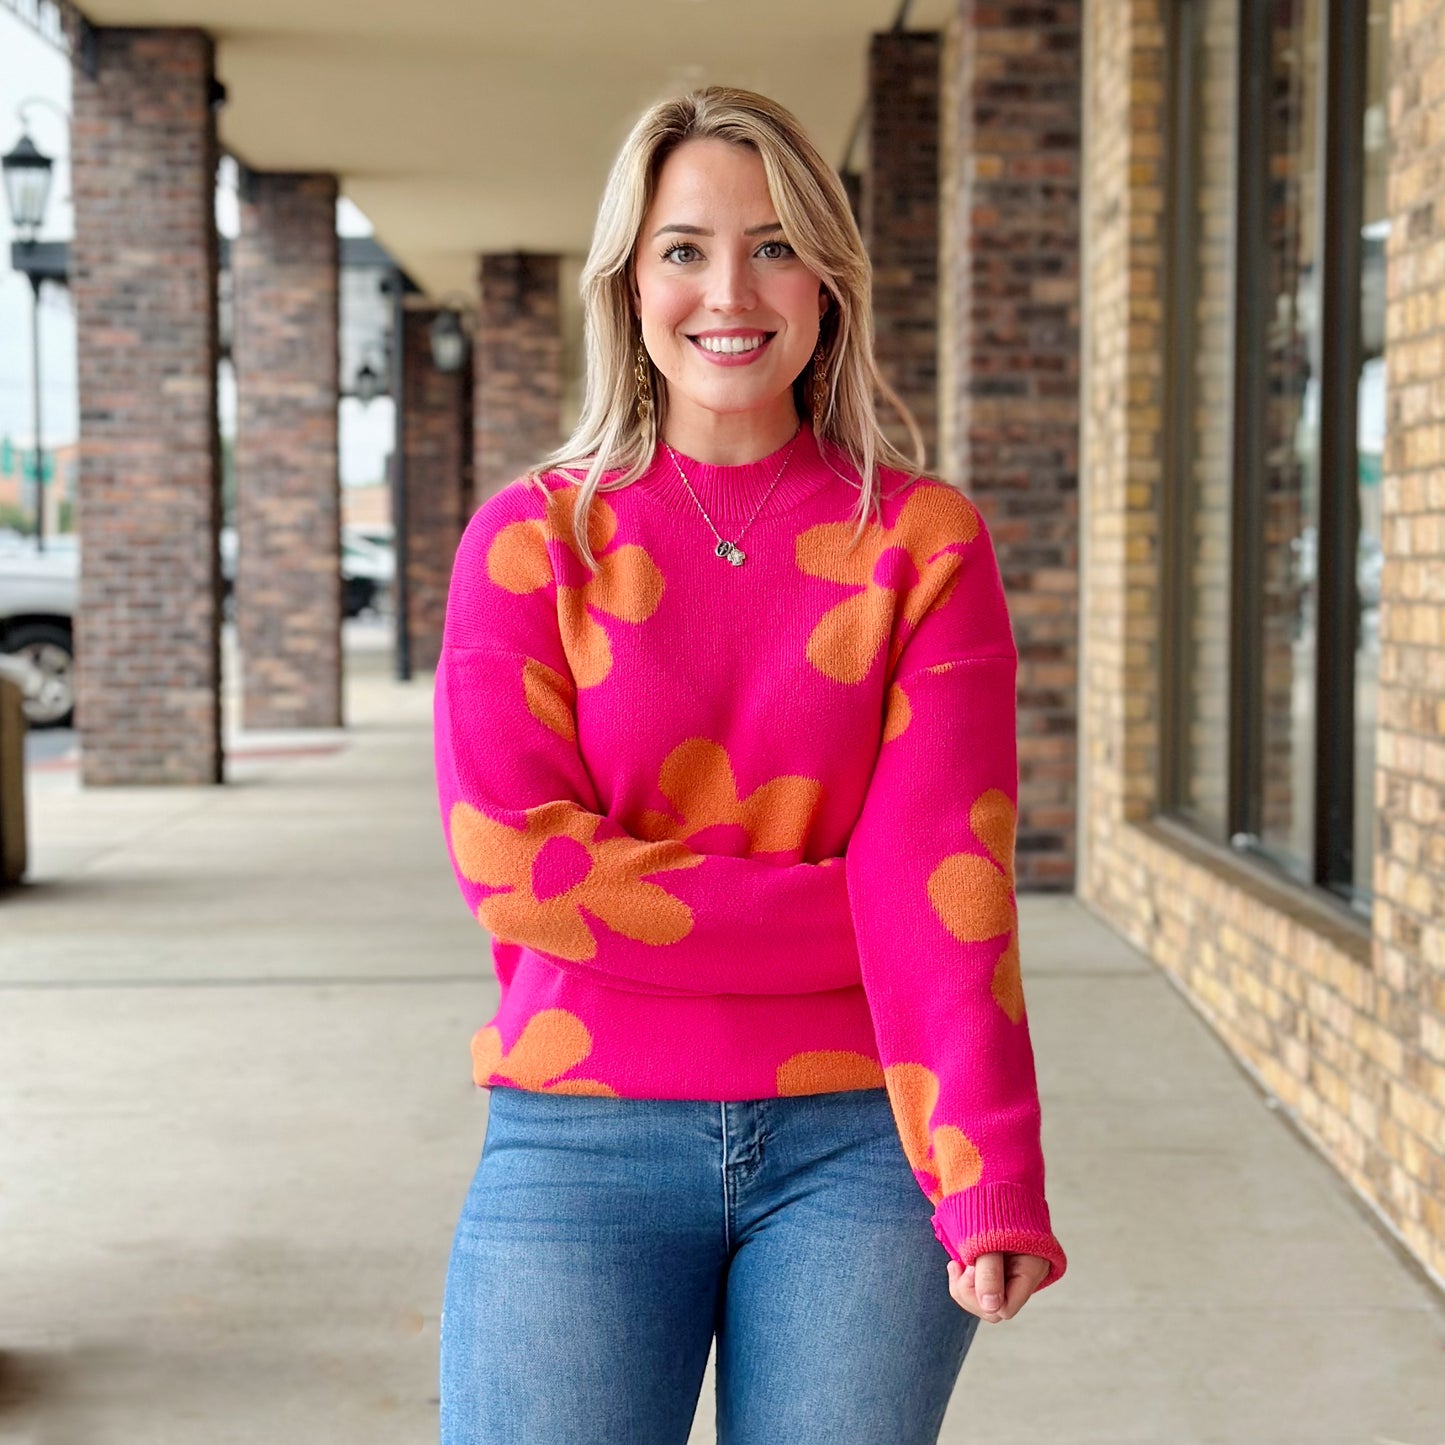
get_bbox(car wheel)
[342,576,376,619]
[3,621,75,729]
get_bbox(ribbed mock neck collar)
[633,422,833,523]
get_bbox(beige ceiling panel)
[80,0,959,298]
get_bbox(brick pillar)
[403,308,470,673]
[474,253,562,505]
[940,1,1081,890]
[863,30,942,465]
[233,171,342,729]
[70,29,223,785]
[1375,0,1445,1285]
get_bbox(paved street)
[1,628,1442,1444]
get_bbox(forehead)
[646,138,777,220]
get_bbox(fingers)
[1001,1259,1043,1317]
[946,1257,1003,1323]
[973,1251,1006,1313]
[946,1252,1050,1324]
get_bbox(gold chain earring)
[635,342,653,427]
[811,340,828,433]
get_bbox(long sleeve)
[434,478,861,999]
[844,502,1067,1290]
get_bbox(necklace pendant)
[715,539,746,566]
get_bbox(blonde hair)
[534,86,925,571]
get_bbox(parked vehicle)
[1,526,398,729]
[0,533,78,729]
[340,527,396,617]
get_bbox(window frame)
[1161,0,1373,914]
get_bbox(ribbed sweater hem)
[931,1182,1068,1291]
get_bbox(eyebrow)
[649,221,786,240]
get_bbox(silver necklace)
[663,429,800,567]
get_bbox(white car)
[0,533,78,728]
[1,526,398,728]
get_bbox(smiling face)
[633,137,828,451]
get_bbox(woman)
[434,86,1066,1445]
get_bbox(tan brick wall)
[1078,0,1445,1287]
[234,171,343,730]
[1373,0,1445,1273]
[940,0,1081,890]
[70,28,223,785]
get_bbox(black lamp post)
[427,293,476,374]
[428,310,468,373]
[2,128,55,553]
[352,358,385,406]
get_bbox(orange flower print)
[885,661,968,746]
[472,1009,616,1096]
[795,485,981,684]
[634,739,822,859]
[883,1062,984,1204]
[449,798,703,963]
[882,682,912,743]
[925,788,1025,1023]
[776,1050,885,1096]
[486,486,664,689]
[522,658,576,742]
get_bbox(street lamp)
[2,121,57,553]
[427,293,476,374]
[352,358,386,406]
[2,132,53,234]
[428,311,467,373]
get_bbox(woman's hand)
[946,1251,1050,1323]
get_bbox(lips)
[687,331,777,365]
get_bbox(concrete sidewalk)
[1,631,1442,1445]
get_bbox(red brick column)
[233,171,342,729]
[864,30,942,465]
[940,1,1081,890]
[474,253,562,505]
[402,308,470,673]
[70,28,223,785]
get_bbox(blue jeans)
[440,1085,979,1444]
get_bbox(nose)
[704,252,757,315]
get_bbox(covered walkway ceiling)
[79,0,952,300]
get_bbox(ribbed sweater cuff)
[931,1182,1068,1293]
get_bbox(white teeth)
[695,334,766,354]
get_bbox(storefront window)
[1352,0,1389,902]
[1165,0,1385,916]
[1176,0,1237,837]
[1256,0,1321,879]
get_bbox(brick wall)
[940,0,1081,890]
[1373,0,1445,1278]
[1078,0,1445,1287]
[864,30,942,465]
[1077,0,1166,857]
[70,28,223,785]
[473,253,562,505]
[402,308,470,673]
[233,171,342,730]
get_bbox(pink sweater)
[433,422,1067,1289]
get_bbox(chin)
[679,377,791,416]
